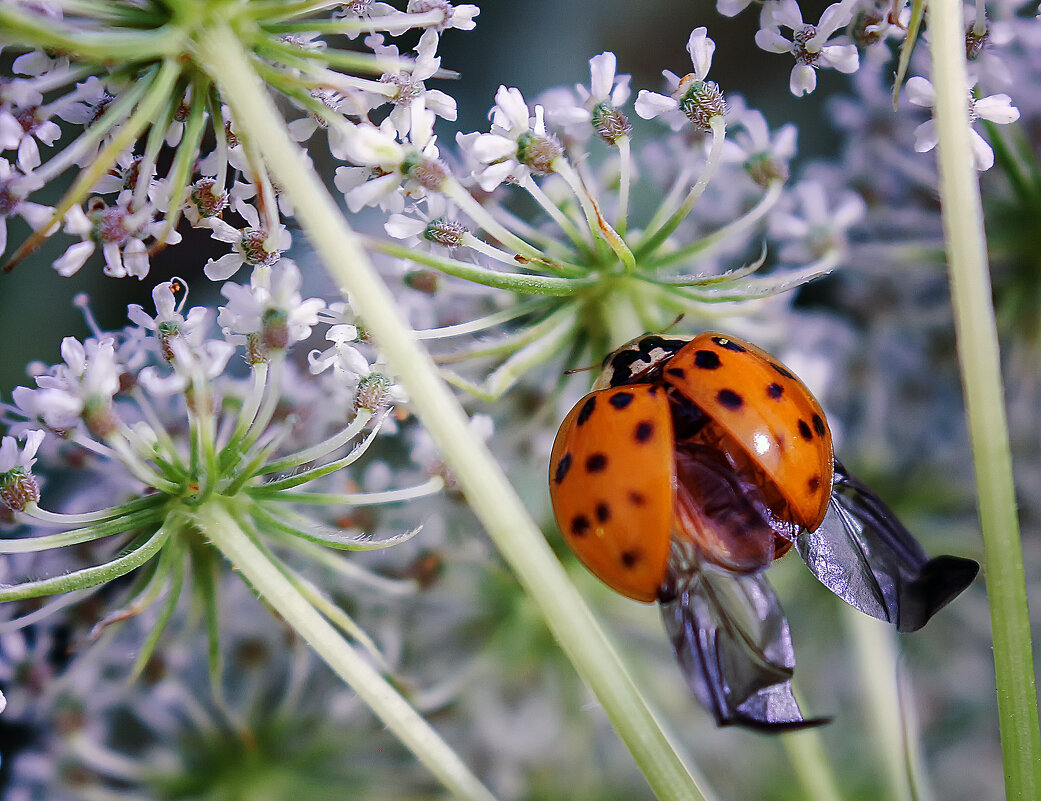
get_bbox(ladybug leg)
[796,460,979,632]
[658,542,829,731]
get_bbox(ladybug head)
[592,334,692,390]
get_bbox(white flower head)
[542,52,633,144]
[906,75,1020,171]
[0,430,45,512]
[218,261,326,360]
[0,430,45,475]
[754,0,860,96]
[457,86,564,192]
[635,28,726,131]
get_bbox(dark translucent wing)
[796,460,979,633]
[659,548,828,730]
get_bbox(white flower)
[721,98,798,185]
[308,324,372,382]
[407,0,479,33]
[768,178,865,261]
[0,102,62,171]
[335,107,444,213]
[0,159,54,256]
[364,31,456,137]
[54,198,180,278]
[754,0,859,96]
[541,52,632,143]
[12,337,122,434]
[457,85,563,191]
[202,202,292,282]
[385,194,466,251]
[906,75,1020,171]
[635,28,724,131]
[0,430,45,474]
[218,261,326,350]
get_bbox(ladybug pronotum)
[549,332,979,729]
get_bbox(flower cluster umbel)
[0,0,477,278]
[0,267,436,673]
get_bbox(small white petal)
[204,252,245,281]
[17,137,41,172]
[53,241,94,276]
[469,133,516,163]
[717,0,753,17]
[589,52,617,101]
[773,0,806,30]
[686,27,715,81]
[912,119,938,153]
[634,90,678,120]
[905,76,936,108]
[492,86,531,132]
[820,44,859,74]
[969,129,995,171]
[385,214,427,240]
[815,1,855,38]
[475,161,514,193]
[790,64,817,96]
[754,29,793,54]
[974,94,1020,125]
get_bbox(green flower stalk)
[926,0,1041,797]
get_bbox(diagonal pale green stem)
[194,23,711,801]
[193,500,496,801]
[926,1,1041,798]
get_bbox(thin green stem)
[195,500,496,801]
[0,6,183,62]
[781,728,844,801]
[634,115,726,261]
[1,508,165,553]
[197,24,709,801]
[258,409,373,475]
[0,528,169,601]
[847,608,912,801]
[362,235,596,295]
[927,1,1041,799]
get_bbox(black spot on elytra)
[693,350,721,369]
[635,421,654,442]
[797,419,813,441]
[576,396,596,425]
[667,367,687,379]
[770,362,795,380]
[712,336,746,352]
[628,490,646,506]
[595,502,611,523]
[585,453,608,472]
[554,453,572,484]
[808,475,821,493]
[620,549,642,568]
[812,413,826,436]
[767,383,784,399]
[571,514,590,536]
[717,389,744,410]
[609,392,634,409]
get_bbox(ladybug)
[549,332,979,730]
